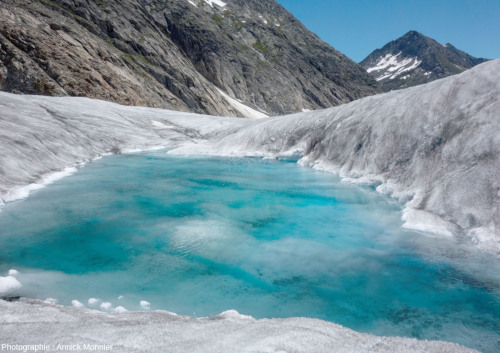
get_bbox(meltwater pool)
[0,152,498,352]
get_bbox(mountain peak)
[404,30,424,37]
[360,31,488,91]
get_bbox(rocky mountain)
[0,0,378,117]
[360,30,488,91]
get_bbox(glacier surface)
[0,60,499,352]
[0,61,499,253]
[171,60,500,254]
[0,300,479,353]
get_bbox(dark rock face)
[0,0,378,116]
[360,30,488,91]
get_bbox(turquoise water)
[0,152,499,352]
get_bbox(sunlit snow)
[368,52,422,81]
[216,88,268,118]
[184,0,227,7]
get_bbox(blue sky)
[275,0,500,62]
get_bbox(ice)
[0,276,22,294]
[113,306,128,313]
[3,167,77,203]
[1,59,499,349]
[151,120,175,129]
[88,298,99,305]
[139,301,150,310]
[170,60,500,254]
[0,92,249,204]
[8,269,19,276]
[219,309,254,321]
[0,61,499,252]
[100,302,112,310]
[71,300,84,308]
[402,208,455,237]
[0,300,479,353]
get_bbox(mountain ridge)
[0,0,379,117]
[360,30,488,91]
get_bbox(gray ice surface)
[1,61,499,251]
[171,60,500,254]
[0,300,479,353]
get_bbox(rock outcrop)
[0,0,379,117]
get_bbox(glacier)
[0,60,499,351]
[171,59,500,255]
[0,60,499,251]
[0,300,479,353]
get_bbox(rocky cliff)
[0,0,379,117]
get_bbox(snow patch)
[367,52,403,73]
[44,298,57,304]
[203,0,226,7]
[8,269,19,277]
[368,52,422,81]
[140,300,151,310]
[216,88,268,119]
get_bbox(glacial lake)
[0,151,499,353]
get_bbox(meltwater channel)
[0,151,499,352]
